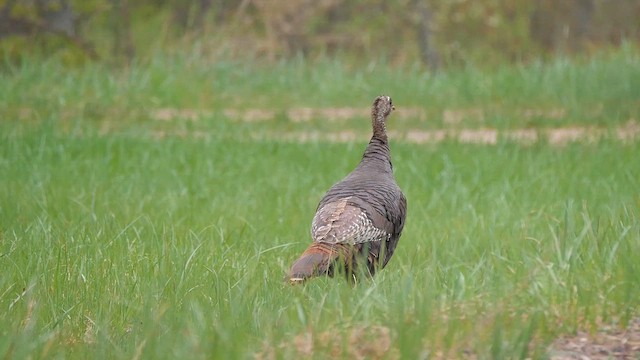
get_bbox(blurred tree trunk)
[171,1,190,31]
[253,0,342,59]
[213,0,236,25]
[530,0,594,53]
[571,0,594,51]
[171,0,213,33]
[111,0,135,62]
[193,0,212,31]
[600,0,640,45]
[0,0,98,59]
[530,0,557,51]
[36,0,76,36]
[413,0,440,71]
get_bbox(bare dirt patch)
[288,107,369,122]
[251,122,639,145]
[616,120,640,142]
[287,107,427,123]
[150,107,427,123]
[146,107,639,145]
[149,106,570,124]
[548,318,640,359]
[150,108,276,122]
[151,108,209,121]
[255,325,396,360]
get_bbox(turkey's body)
[288,96,407,283]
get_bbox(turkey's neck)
[371,114,388,142]
[360,115,392,173]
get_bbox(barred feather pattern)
[287,95,407,283]
[311,197,391,245]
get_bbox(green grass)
[1,50,639,358]
[1,45,639,131]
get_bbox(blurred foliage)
[0,0,638,68]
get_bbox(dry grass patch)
[147,107,571,124]
[549,318,640,359]
[249,121,640,145]
[256,325,397,360]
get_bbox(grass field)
[1,48,639,359]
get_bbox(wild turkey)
[287,95,407,283]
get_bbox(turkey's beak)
[392,105,396,111]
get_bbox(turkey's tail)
[287,243,350,283]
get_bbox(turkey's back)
[310,150,406,274]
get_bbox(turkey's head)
[371,95,395,139]
[372,95,395,118]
